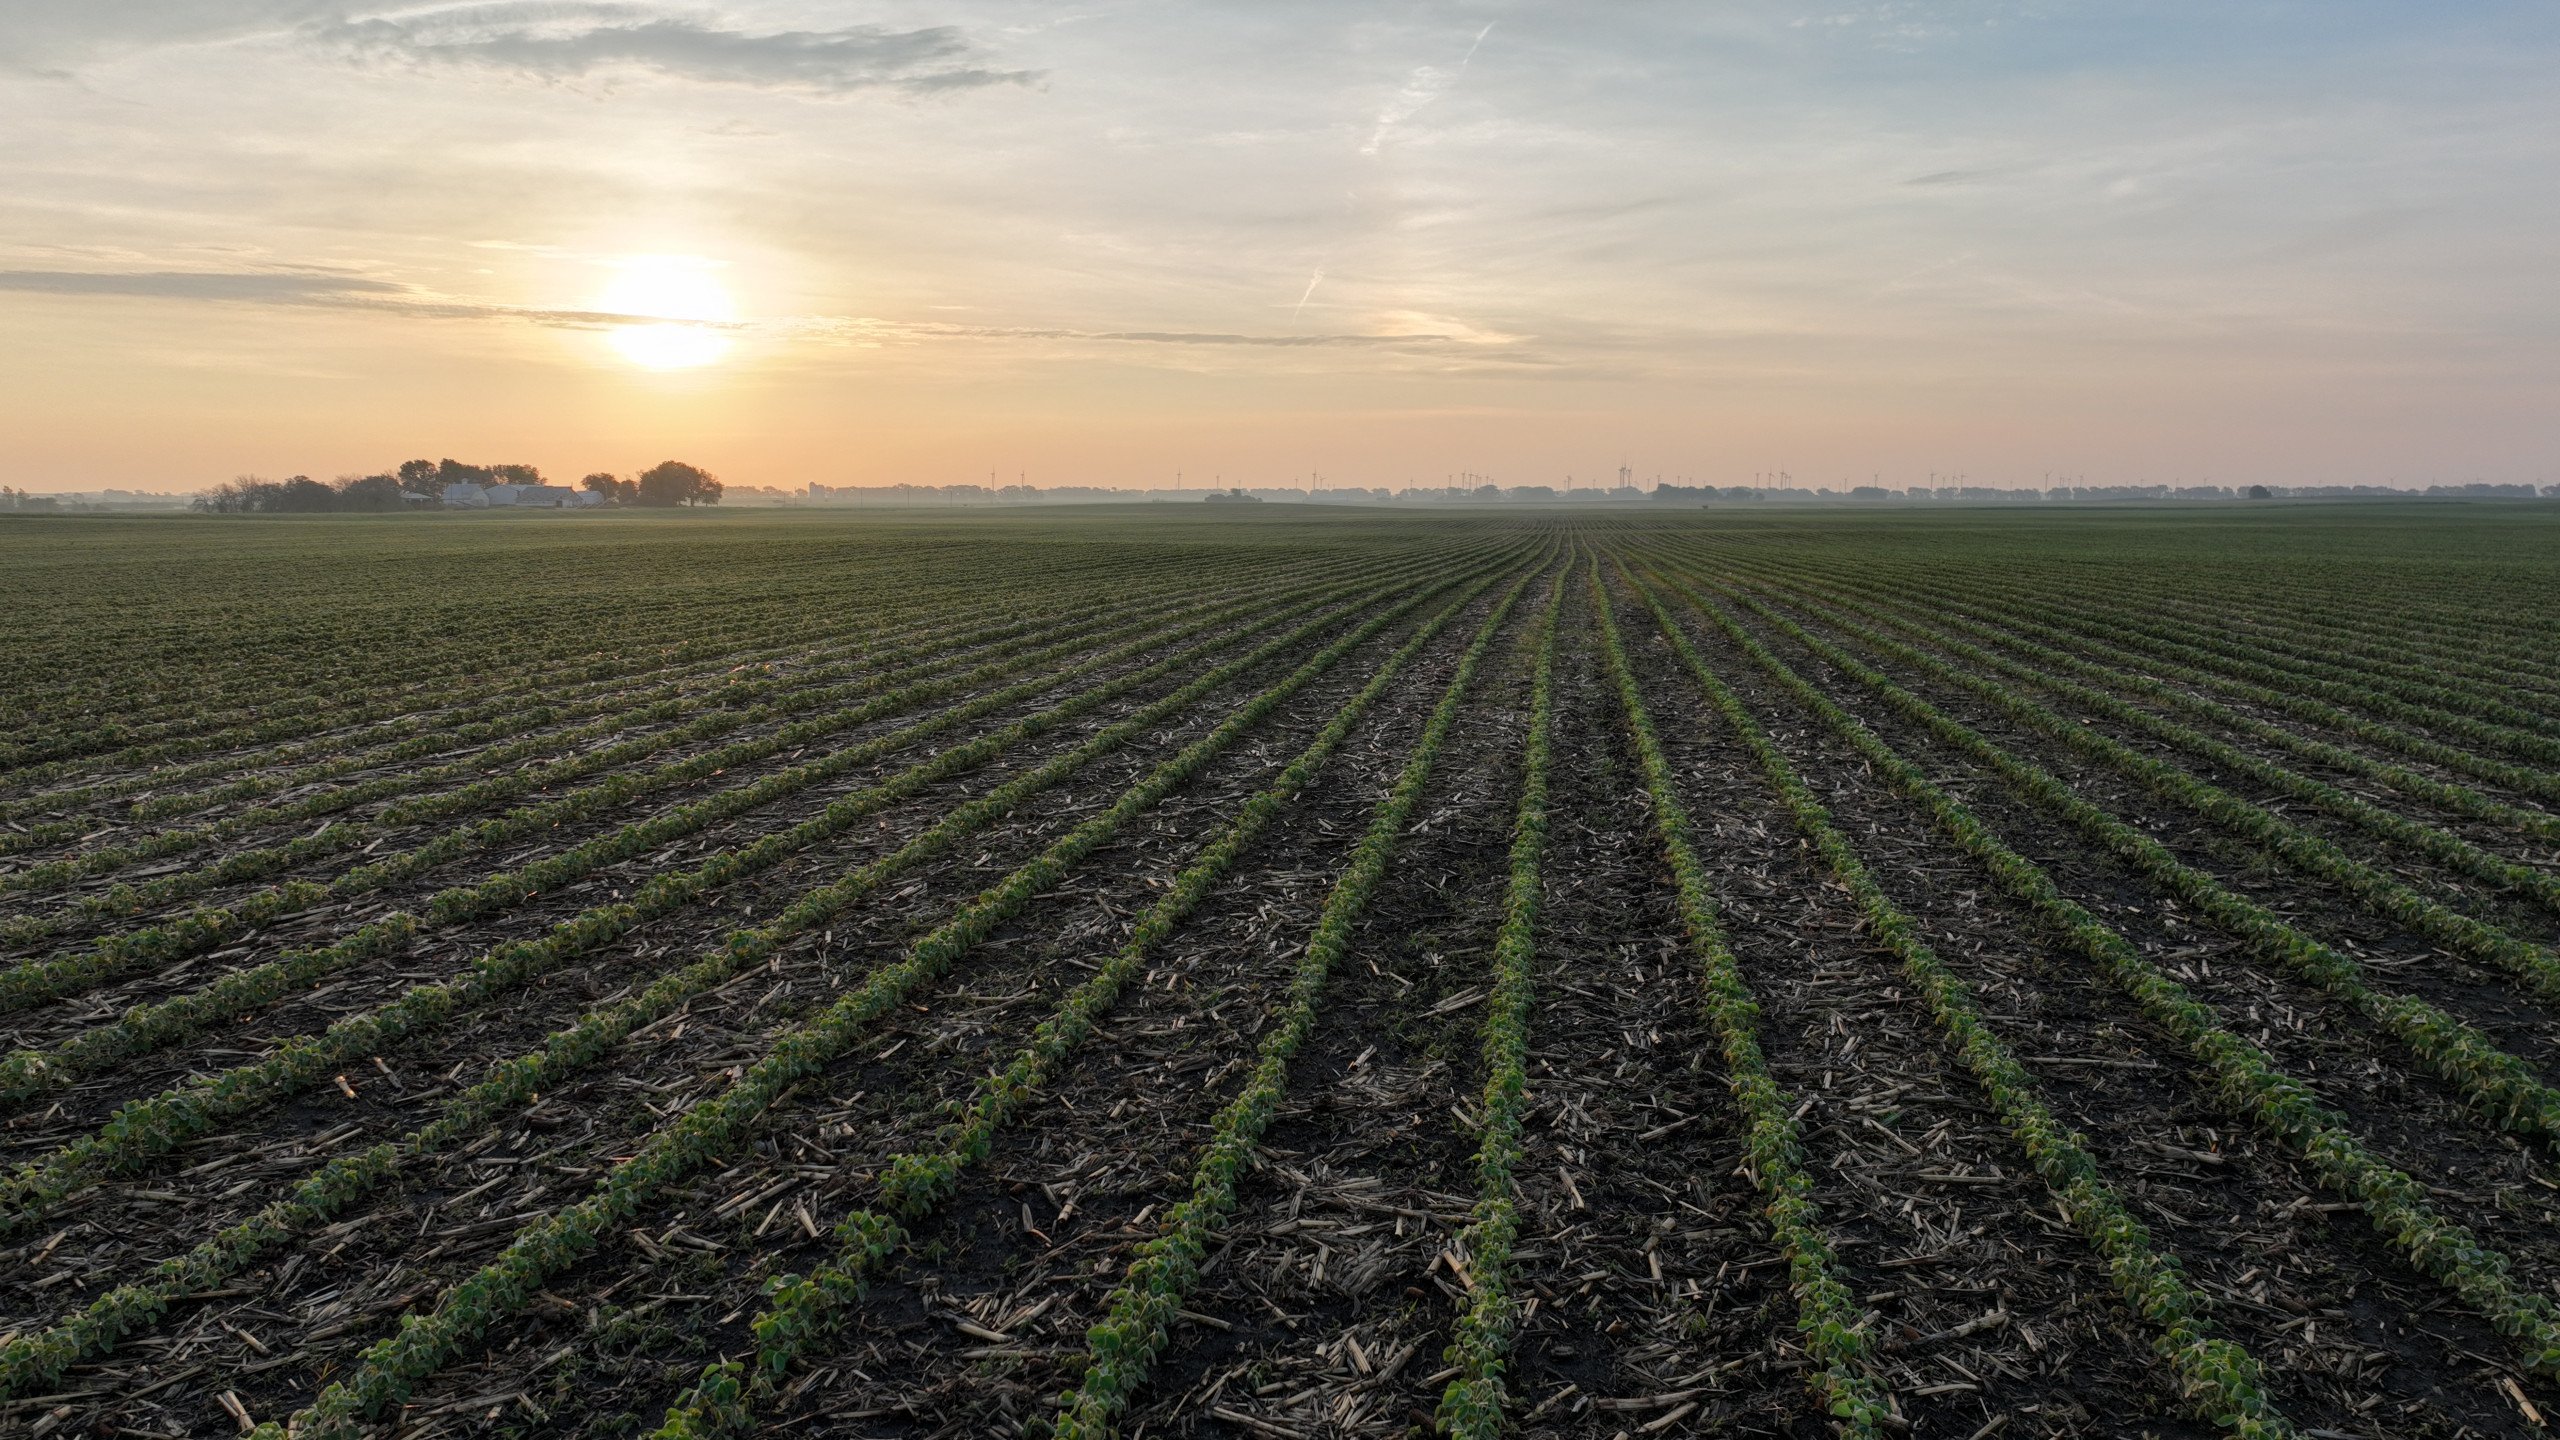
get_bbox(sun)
[597,256,735,370]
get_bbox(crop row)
[0,570,1181,901]
[1046,558,1542,1438]
[1660,563,2560,1383]
[0,572,1375,1105]
[1622,560,2303,1433]
[1696,542,2560,809]
[652,556,1552,1440]
[1702,561,2560,844]
[0,553,1493,1243]
[0,552,1523,1400]
[1589,557,1894,1436]
[252,554,1526,1438]
[1432,571,1566,1438]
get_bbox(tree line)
[192,459,723,513]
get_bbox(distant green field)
[2,502,2557,1439]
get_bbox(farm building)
[440,482,489,508]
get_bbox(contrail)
[1291,267,1325,319]
[1458,21,1494,71]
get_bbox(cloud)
[301,4,1038,95]
[0,265,664,327]
[808,319,1458,349]
[0,268,407,301]
[1360,21,1493,157]
[0,267,1475,350]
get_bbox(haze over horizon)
[4,3,2555,495]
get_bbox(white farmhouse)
[481,483,526,506]
[441,482,490,508]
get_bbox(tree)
[582,472,636,504]
[487,463,544,486]
[396,459,441,496]
[2247,484,2273,500]
[436,458,494,488]
[635,460,722,508]
[337,474,406,510]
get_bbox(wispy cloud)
[1360,21,1492,156]
[0,265,670,327]
[301,4,1038,95]
[0,266,1480,350]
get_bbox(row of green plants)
[0,532,1051,768]
[1682,576,2560,1136]
[0,570,890,780]
[2101,582,2560,735]
[0,597,1279,1104]
[1704,558,2560,844]
[1668,567,2560,1380]
[1433,571,1566,1438]
[0,565,1157,892]
[1873,560,2560,769]
[1590,561,1895,1438]
[1623,561,2294,1437]
[0,542,1133,816]
[0,560,987,839]
[1045,564,1540,1440]
[0,562,1460,1230]
[1713,547,2560,809]
[0,552,1408,1021]
[1898,552,2560,734]
[0,594,1215,1042]
[255,560,1523,1440]
[0,545,1305,919]
[0,555,1518,1402]
[653,557,1555,1440]
[1700,577,2560,1017]
[2153,589,2560,713]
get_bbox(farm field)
[1,503,2558,1440]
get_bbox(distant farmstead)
[441,482,595,510]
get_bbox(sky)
[2,2,2555,493]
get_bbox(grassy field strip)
[0,548,1245,860]
[1619,560,2295,1438]
[649,558,1559,1440]
[0,598,907,837]
[2045,559,2560,673]
[1899,556,2560,715]
[1044,561,1539,1440]
[1667,575,2560,1133]
[0,579,915,782]
[1589,558,1895,1438]
[1432,570,1565,1438]
[1850,563,2560,767]
[0,547,1369,932]
[0,572,1415,1105]
[0,553,1423,1019]
[1659,566,2560,1381]
[0,568,1214,899]
[252,555,1527,1440]
[1709,547,2560,809]
[2033,576,2560,720]
[1698,557,2560,844]
[1685,575,2560,1012]
[0,551,1518,1401]
[0,594,1190,1014]
[2159,600,2560,709]
[0,539,1151,779]
[1725,578,2560,919]
[0,556,1475,1211]
[0,552,1069,822]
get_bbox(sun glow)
[598,256,735,369]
